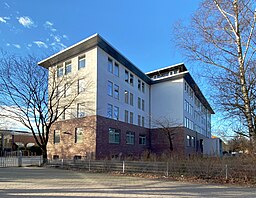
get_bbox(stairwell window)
[54,130,60,144]
[75,128,84,143]
[78,55,86,70]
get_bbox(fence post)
[122,161,125,174]
[18,150,22,167]
[166,162,169,177]
[61,159,64,168]
[225,164,228,180]
[88,159,91,172]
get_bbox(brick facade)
[47,116,207,160]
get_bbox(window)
[142,99,145,111]
[126,131,135,145]
[109,128,120,144]
[138,79,141,91]
[142,116,145,127]
[138,97,141,109]
[186,135,191,147]
[77,103,85,118]
[130,112,133,124]
[57,65,63,77]
[107,104,113,118]
[54,130,60,144]
[138,115,141,126]
[108,81,113,96]
[113,106,119,120]
[130,73,134,86]
[191,136,195,147]
[65,61,72,74]
[114,63,119,76]
[124,110,129,123]
[64,83,71,97]
[142,82,145,93]
[78,55,86,69]
[130,93,133,106]
[139,135,146,145]
[78,79,86,94]
[75,128,84,143]
[114,84,119,99]
[125,70,129,83]
[124,90,129,104]
[108,58,113,73]
[61,108,65,120]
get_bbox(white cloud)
[63,34,68,39]
[0,17,7,23]
[33,41,48,48]
[4,2,10,8]
[27,44,32,48]
[13,44,21,48]
[17,16,35,28]
[6,43,10,46]
[44,21,57,32]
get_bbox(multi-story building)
[38,34,214,160]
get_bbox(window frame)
[126,131,135,145]
[78,55,86,70]
[108,81,113,97]
[139,134,146,145]
[75,128,84,144]
[109,128,120,144]
[108,58,113,73]
[65,61,72,75]
[54,130,60,144]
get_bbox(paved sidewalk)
[0,167,255,198]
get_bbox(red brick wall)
[95,116,149,159]
[47,116,97,159]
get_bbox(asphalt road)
[0,167,255,198]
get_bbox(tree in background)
[0,53,91,161]
[174,0,256,142]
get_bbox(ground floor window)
[126,131,135,145]
[75,128,84,143]
[109,128,120,144]
[139,134,146,145]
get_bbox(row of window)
[57,55,86,77]
[54,128,84,144]
[124,110,145,127]
[109,128,146,145]
[108,57,145,93]
[186,135,195,147]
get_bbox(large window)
[130,93,133,106]
[75,128,84,143]
[109,128,120,144]
[114,84,119,99]
[78,79,86,94]
[130,73,134,86]
[124,110,129,123]
[77,103,86,118]
[114,63,119,76]
[138,115,141,126]
[107,104,113,118]
[124,90,129,104]
[57,65,63,77]
[54,130,60,144]
[108,58,113,73]
[78,55,86,69]
[139,134,146,145]
[126,131,135,145]
[125,70,129,83]
[108,81,113,96]
[130,112,133,124]
[138,97,141,109]
[113,106,119,120]
[65,61,72,74]
[142,99,145,111]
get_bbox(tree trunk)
[41,144,48,163]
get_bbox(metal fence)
[0,154,43,167]
[47,158,256,182]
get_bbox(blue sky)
[0,0,200,73]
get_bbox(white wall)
[150,78,184,127]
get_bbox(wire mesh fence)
[47,157,256,183]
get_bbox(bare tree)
[0,52,92,161]
[173,0,256,140]
[152,117,182,152]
